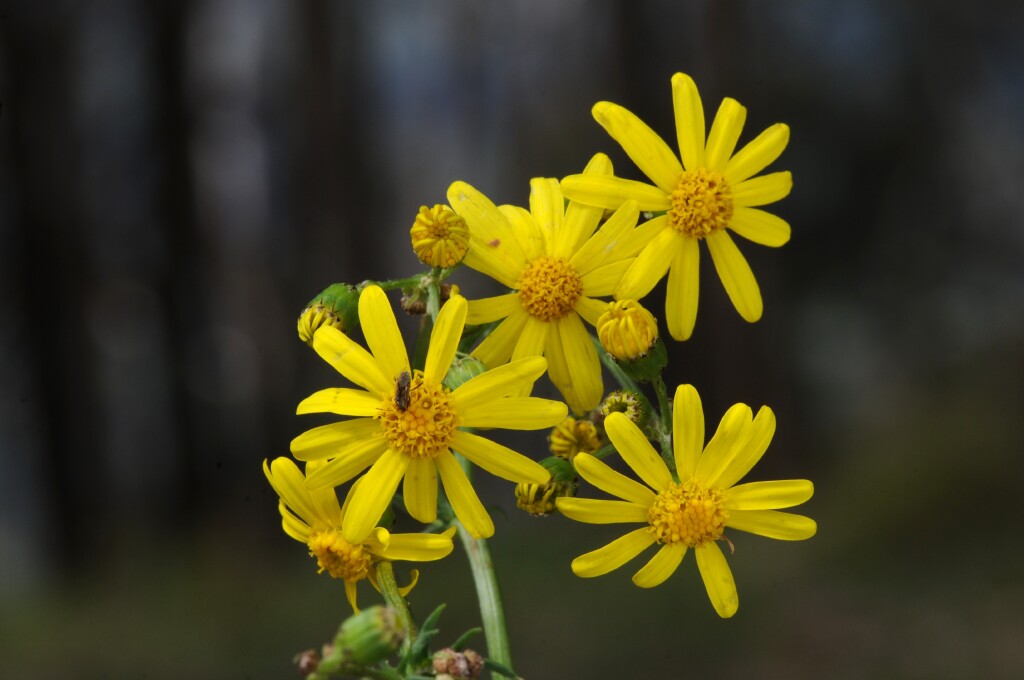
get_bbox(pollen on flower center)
[668,169,734,238]
[516,256,583,321]
[377,370,459,459]
[647,480,729,547]
[307,530,373,581]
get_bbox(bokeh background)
[3,1,1023,678]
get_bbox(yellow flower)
[557,384,815,618]
[263,457,456,612]
[548,416,600,461]
[410,204,470,268]
[562,73,792,341]
[291,285,566,542]
[448,154,658,415]
[596,299,659,361]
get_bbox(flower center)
[647,480,729,547]
[377,370,459,459]
[516,256,583,321]
[307,530,373,581]
[668,169,734,239]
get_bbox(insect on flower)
[394,370,412,411]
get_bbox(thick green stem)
[374,562,415,655]
[651,375,674,466]
[454,456,512,673]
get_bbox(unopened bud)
[325,605,403,668]
[432,647,485,679]
[298,284,360,346]
[411,205,470,268]
[443,354,488,391]
[599,389,649,429]
[515,457,577,516]
[597,300,667,382]
[548,416,600,461]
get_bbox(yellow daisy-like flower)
[562,73,793,341]
[291,285,566,542]
[263,457,456,612]
[448,154,659,415]
[557,384,815,618]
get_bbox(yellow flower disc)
[307,530,373,581]
[516,256,583,321]
[668,169,734,239]
[647,480,729,547]
[597,300,659,361]
[376,370,459,459]
[410,204,470,268]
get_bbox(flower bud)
[298,283,361,346]
[548,416,600,461]
[432,647,484,679]
[597,299,667,382]
[442,354,488,391]
[411,204,470,268]
[515,457,577,516]
[323,605,403,669]
[599,389,649,429]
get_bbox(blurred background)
[2,1,1023,677]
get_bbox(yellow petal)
[665,235,700,341]
[296,388,381,417]
[570,527,655,578]
[672,384,704,480]
[672,72,706,171]
[373,530,455,562]
[725,123,790,185]
[341,448,409,543]
[436,450,494,538]
[706,230,763,323]
[557,153,612,258]
[593,101,683,194]
[724,479,814,510]
[573,296,607,327]
[499,204,545,263]
[580,260,633,298]
[264,458,323,528]
[470,308,528,368]
[569,199,641,274]
[459,397,567,430]
[573,453,656,506]
[290,418,381,460]
[303,438,388,488]
[695,542,739,618]
[693,402,752,485]
[615,226,680,301]
[726,509,817,540]
[604,412,672,492]
[556,497,649,524]
[450,356,548,407]
[705,97,747,171]
[512,316,549,362]
[424,294,467,385]
[555,313,603,415]
[731,171,792,208]
[402,457,438,523]
[280,503,311,542]
[312,326,392,397]
[708,405,776,489]
[448,181,527,287]
[543,322,572,409]
[560,174,671,212]
[529,177,563,238]
[632,543,687,588]
[466,294,519,325]
[344,580,360,613]
[358,285,409,382]
[729,207,791,247]
[450,430,550,484]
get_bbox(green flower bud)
[442,354,488,391]
[298,283,360,346]
[321,605,403,670]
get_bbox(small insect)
[394,370,412,411]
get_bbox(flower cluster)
[268,72,816,677]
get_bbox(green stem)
[374,562,415,656]
[651,375,674,466]
[454,456,512,674]
[592,334,641,395]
